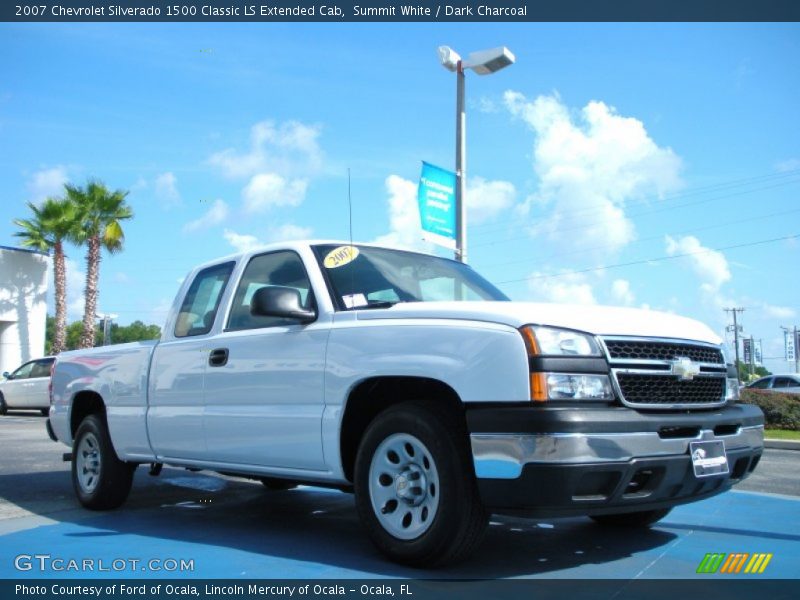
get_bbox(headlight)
[521,326,613,402]
[545,373,614,401]
[521,326,601,356]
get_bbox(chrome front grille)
[616,374,726,406]
[604,340,724,364]
[602,337,728,410]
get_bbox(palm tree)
[13,197,80,355]
[66,180,133,349]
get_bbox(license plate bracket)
[690,440,729,478]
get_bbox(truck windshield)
[312,244,510,310]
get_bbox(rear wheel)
[0,393,7,415]
[72,414,136,510]
[354,402,487,567]
[590,508,672,528]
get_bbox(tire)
[354,401,488,567]
[259,477,297,491]
[590,507,672,528]
[72,414,136,510]
[0,393,7,416]
[40,408,50,417]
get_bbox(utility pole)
[724,307,745,383]
[749,335,755,377]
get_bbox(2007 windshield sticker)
[324,246,359,268]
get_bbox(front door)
[203,250,327,470]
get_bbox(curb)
[764,439,800,451]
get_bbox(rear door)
[147,262,235,461]
[27,358,54,408]
[203,250,328,469]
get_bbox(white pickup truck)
[48,241,764,566]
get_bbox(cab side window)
[174,262,235,338]
[749,378,771,389]
[227,251,315,331]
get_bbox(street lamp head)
[437,46,461,72]
[463,46,515,75]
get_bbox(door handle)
[208,348,229,367]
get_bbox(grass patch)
[765,429,800,441]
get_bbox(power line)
[469,168,800,238]
[495,232,800,285]
[475,205,800,270]
[472,175,800,248]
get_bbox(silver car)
[745,374,800,394]
[0,357,55,416]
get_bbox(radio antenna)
[348,167,353,248]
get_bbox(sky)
[1,22,798,374]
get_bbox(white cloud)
[611,279,635,306]
[373,175,433,251]
[761,303,796,319]
[208,120,323,179]
[269,223,313,242]
[223,230,260,253]
[154,172,181,208]
[525,272,597,305]
[183,199,229,233]
[28,166,69,204]
[665,235,731,292]
[223,223,314,254]
[504,91,682,256]
[466,177,516,224]
[775,158,800,173]
[242,173,308,213]
[374,174,515,249]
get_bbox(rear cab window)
[174,262,235,337]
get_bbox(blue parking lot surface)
[1,485,797,579]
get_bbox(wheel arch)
[70,390,107,437]
[339,376,465,482]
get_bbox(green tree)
[66,180,133,349]
[13,197,80,354]
[737,361,771,382]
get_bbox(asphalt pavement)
[0,411,798,580]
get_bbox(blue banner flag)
[418,162,456,250]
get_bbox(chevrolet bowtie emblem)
[672,357,701,380]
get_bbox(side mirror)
[2,372,9,380]
[251,286,316,324]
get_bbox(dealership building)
[0,245,48,374]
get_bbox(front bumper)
[468,403,764,516]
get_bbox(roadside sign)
[787,331,796,362]
[754,340,762,366]
[743,339,752,364]
[418,161,456,250]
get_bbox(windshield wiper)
[354,300,402,310]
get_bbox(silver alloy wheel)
[368,432,440,540]
[76,432,101,493]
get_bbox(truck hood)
[356,301,721,345]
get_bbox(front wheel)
[354,402,487,567]
[0,393,7,415]
[72,414,135,510]
[590,507,672,528]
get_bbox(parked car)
[745,374,800,394]
[0,357,55,415]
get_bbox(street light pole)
[455,61,467,264]
[438,45,515,264]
